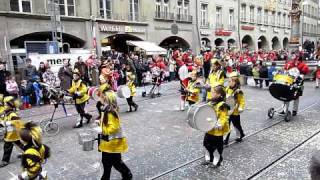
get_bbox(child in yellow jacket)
[126,72,138,112]
[97,90,132,180]
[186,71,201,105]
[224,72,246,145]
[205,59,225,100]
[202,86,229,167]
[0,96,24,168]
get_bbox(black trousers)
[203,134,223,162]
[126,96,137,108]
[96,101,103,116]
[2,140,24,162]
[101,152,132,180]
[225,115,245,143]
[187,100,195,106]
[259,79,269,88]
[75,102,91,121]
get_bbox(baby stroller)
[267,72,303,122]
[142,67,163,98]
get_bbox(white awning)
[127,41,167,55]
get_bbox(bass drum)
[117,85,131,98]
[187,103,217,132]
[226,95,236,115]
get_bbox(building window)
[176,0,190,21]
[155,0,161,18]
[129,0,139,21]
[282,14,286,27]
[163,0,169,19]
[287,15,290,28]
[177,0,182,20]
[200,4,208,27]
[271,11,276,25]
[55,0,75,16]
[257,8,262,24]
[100,0,112,19]
[241,4,246,21]
[264,9,268,24]
[183,0,189,17]
[216,7,222,28]
[249,6,254,23]
[10,0,32,13]
[229,9,235,30]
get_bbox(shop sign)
[215,30,232,36]
[99,24,146,33]
[200,29,211,36]
[241,25,254,31]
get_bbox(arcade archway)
[227,39,236,49]
[258,36,269,50]
[242,35,254,50]
[159,36,190,50]
[214,38,224,48]
[102,34,143,53]
[283,37,289,50]
[272,36,281,50]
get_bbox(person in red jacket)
[284,55,309,116]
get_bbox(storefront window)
[10,0,32,13]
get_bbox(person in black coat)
[0,61,11,96]
[259,62,269,88]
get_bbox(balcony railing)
[99,13,147,22]
[227,25,236,31]
[215,23,224,29]
[154,12,175,20]
[176,14,193,22]
[200,22,210,28]
[240,17,247,22]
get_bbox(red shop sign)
[241,25,254,31]
[215,30,232,36]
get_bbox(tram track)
[148,100,320,180]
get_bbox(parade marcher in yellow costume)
[186,71,201,105]
[205,59,225,100]
[68,69,92,128]
[18,122,50,180]
[0,96,24,168]
[97,90,132,180]
[224,72,246,145]
[0,94,5,121]
[126,72,138,112]
[96,75,111,120]
[202,86,229,167]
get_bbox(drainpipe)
[238,0,242,52]
[195,0,201,54]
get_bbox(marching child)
[68,69,92,128]
[205,59,225,101]
[97,90,132,180]
[20,80,32,109]
[186,71,201,106]
[18,122,50,180]
[96,75,111,120]
[202,86,229,167]
[126,72,138,112]
[0,96,25,168]
[224,72,245,145]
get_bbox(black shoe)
[17,154,22,159]
[235,138,243,142]
[292,111,297,116]
[216,157,223,167]
[279,111,285,115]
[316,86,319,88]
[126,106,132,112]
[0,161,9,168]
[86,114,92,124]
[134,104,139,112]
[223,140,229,145]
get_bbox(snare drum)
[88,87,100,101]
[187,103,217,132]
[226,95,236,115]
[117,85,131,98]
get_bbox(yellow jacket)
[68,80,89,104]
[99,83,111,94]
[2,111,24,142]
[186,80,201,103]
[0,106,5,121]
[99,112,128,153]
[206,70,225,99]
[22,145,46,179]
[207,101,229,136]
[127,81,136,97]
[225,87,245,116]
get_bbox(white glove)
[238,107,244,113]
[75,91,81,96]
[215,122,223,130]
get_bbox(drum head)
[226,96,235,110]
[190,104,216,132]
[269,83,296,102]
[117,85,131,98]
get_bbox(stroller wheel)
[268,108,275,119]
[142,92,146,97]
[285,111,291,122]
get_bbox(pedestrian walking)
[58,59,73,91]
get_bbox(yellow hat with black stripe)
[211,58,221,66]
[228,71,240,78]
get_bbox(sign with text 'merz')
[28,53,91,77]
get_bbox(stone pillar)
[289,0,302,51]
